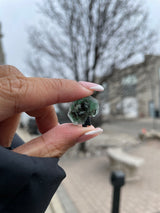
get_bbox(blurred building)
[0,22,5,64]
[107,55,160,118]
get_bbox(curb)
[50,193,65,213]
[52,184,79,213]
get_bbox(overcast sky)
[0,0,42,76]
[0,0,160,76]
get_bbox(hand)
[0,65,103,157]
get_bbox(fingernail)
[77,128,103,143]
[79,81,104,91]
[84,128,103,135]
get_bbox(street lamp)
[110,171,125,213]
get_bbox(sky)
[0,0,160,76]
[0,0,42,76]
[147,0,160,27]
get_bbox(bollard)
[110,171,125,213]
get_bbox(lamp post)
[110,171,125,213]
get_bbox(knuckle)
[7,65,24,77]
[13,77,28,112]
[0,76,28,112]
[9,77,25,93]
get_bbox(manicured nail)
[84,128,103,135]
[77,128,103,143]
[79,81,104,91]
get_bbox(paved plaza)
[55,140,160,213]
[17,119,160,213]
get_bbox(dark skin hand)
[0,65,103,157]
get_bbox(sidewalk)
[45,194,64,213]
[44,120,160,213]
[57,140,160,213]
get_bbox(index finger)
[0,75,103,121]
[16,77,94,111]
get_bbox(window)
[121,74,137,97]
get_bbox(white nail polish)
[78,81,104,92]
[85,128,103,136]
[90,85,104,91]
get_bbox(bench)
[107,148,144,180]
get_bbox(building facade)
[107,55,160,118]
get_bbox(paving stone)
[59,140,160,213]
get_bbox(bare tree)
[28,0,155,79]
[27,0,156,151]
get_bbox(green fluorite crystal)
[68,96,99,125]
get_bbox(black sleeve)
[11,133,25,148]
[0,136,66,213]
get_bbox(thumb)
[13,124,103,157]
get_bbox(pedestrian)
[0,65,103,213]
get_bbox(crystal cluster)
[68,96,99,125]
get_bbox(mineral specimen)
[68,96,99,125]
